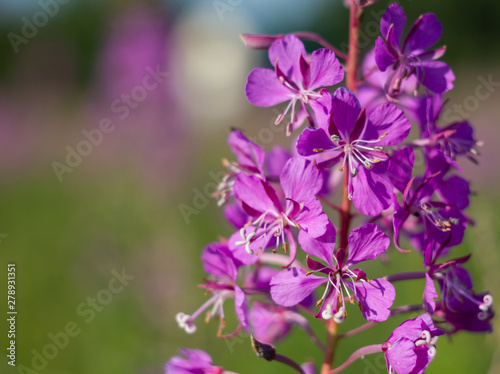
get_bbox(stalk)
[320,1,362,373]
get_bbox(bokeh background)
[0,0,499,373]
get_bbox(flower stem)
[339,304,423,339]
[329,344,383,373]
[274,354,306,374]
[292,32,348,60]
[321,3,362,373]
[321,318,339,374]
[346,0,361,92]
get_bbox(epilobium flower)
[214,129,266,207]
[229,156,329,267]
[270,223,395,322]
[411,94,481,169]
[176,243,248,336]
[357,48,419,113]
[166,348,238,374]
[246,34,344,134]
[423,239,494,332]
[375,3,454,99]
[388,147,467,252]
[383,314,444,374]
[296,87,411,216]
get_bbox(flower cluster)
[167,3,492,374]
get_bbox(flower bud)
[240,34,282,49]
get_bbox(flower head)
[412,94,481,170]
[388,147,468,252]
[375,3,454,98]
[229,156,329,267]
[166,348,237,374]
[246,35,344,134]
[297,87,411,216]
[383,314,444,374]
[176,242,248,336]
[270,223,395,323]
[423,238,494,331]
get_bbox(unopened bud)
[240,34,282,49]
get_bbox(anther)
[275,113,285,125]
[313,148,323,153]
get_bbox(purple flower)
[423,239,494,331]
[214,129,266,207]
[229,156,329,267]
[246,35,344,134]
[176,242,248,336]
[388,147,467,252]
[357,48,419,113]
[375,3,455,98]
[270,223,395,323]
[296,87,411,216]
[382,314,444,374]
[249,302,293,345]
[411,94,481,170]
[437,292,495,333]
[166,348,237,374]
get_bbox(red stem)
[292,32,348,60]
[321,3,361,373]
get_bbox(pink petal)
[246,67,292,107]
[308,48,344,89]
[270,267,327,307]
[364,103,411,146]
[346,223,390,266]
[268,34,307,84]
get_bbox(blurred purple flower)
[375,3,454,99]
[176,242,248,336]
[388,148,468,252]
[166,348,237,374]
[423,239,494,331]
[410,94,481,170]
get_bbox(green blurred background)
[0,0,499,373]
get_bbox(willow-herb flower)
[229,156,329,267]
[388,147,468,252]
[296,87,411,216]
[246,34,344,134]
[375,3,455,99]
[270,223,395,323]
[382,314,444,374]
[176,243,248,336]
[166,348,238,374]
